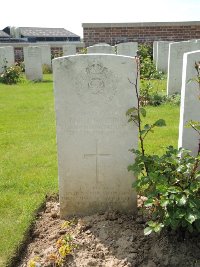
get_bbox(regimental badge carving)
[74,61,117,102]
[86,63,107,95]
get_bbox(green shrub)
[0,65,22,84]
[140,81,180,107]
[138,44,164,80]
[15,61,25,72]
[78,48,87,54]
[129,146,200,234]
[138,43,153,61]
[127,57,200,236]
[42,64,52,74]
[165,93,181,105]
[51,52,63,60]
[149,91,165,106]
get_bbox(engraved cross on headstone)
[84,140,111,182]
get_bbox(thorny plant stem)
[134,57,149,175]
[135,57,145,158]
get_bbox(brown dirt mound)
[18,198,200,267]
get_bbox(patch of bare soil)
[18,197,200,267]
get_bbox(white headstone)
[0,46,15,72]
[156,41,172,73]
[87,44,115,54]
[0,48,7,73]
[178,50,200,156]
[4,46,15,67]
[53,54,138,217]
[63,45,76,56]
[153,41,158,63]
[116,42,138,57]
[167,40,200,95]
[24,46,43,81]
[40,45,51,67]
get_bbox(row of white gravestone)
[63,42,138,56]
[53,54,138,218]
[23,45,77,81]
[154,43,200,153]
[153,40,200,95]
[23,42,138,81]
[60,42,138,56]
[0,45,51,81]
[153,41,200,156]
[0,46,15,72]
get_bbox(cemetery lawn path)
[0,75,58,267]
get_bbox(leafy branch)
[127,55,200,236]
[126,56,166,174]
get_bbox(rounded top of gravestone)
[93,43,110,46]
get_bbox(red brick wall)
[83,22,200,47]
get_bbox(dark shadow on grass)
[40,79,53,83]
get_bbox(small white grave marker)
[63,45,76,56]
[87,44,115,54]
[24,46,43,81]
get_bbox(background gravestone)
[0,46,15,72]
[40,45,52,67]
[0,48,6,73]
[153,41,158,63]
[156,41,172,73]
[116,42,138,57]
[87,44,115,54]
[63,45,76,56]
[167,40,200,95]
[53,54,138,217]
[4,46,15,67]
[178,50,200,156]
[24,46,43,81]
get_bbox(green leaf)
[126,107,137,116]
[132,115,139,122]
[160,199,169,207]
[178,195,187,206]
[144,124,151,130]
[186,213,197,224]
[144,199,153,207]
[154,223,164,233]
[154,119,166,127]
[141,130,147,135]
[139,107,146,117]
[144,227,152,235]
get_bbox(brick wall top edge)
[82,21,200,28]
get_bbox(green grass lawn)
[0,76,180,266]
[0,75,58,266]
[142,104,180,154]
